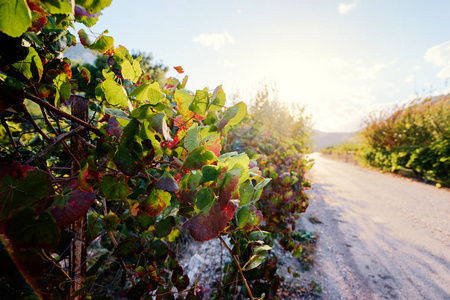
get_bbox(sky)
[74,0,450,132]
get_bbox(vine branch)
[25,126,86,164]
[102,198,136,286]
[24,92,101,135]
[218,236,254,300]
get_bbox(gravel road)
[299,153,450,300]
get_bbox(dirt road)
[299,153,450,300]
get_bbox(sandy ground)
[297,153,450,300]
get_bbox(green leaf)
[148,112,171,141]
[209,85,226,111]
[183,146,217,170]
[237,206,250,228]
[203,111,218,125]
[12,47,43,81]
[113,233,143,258]
[0,0,32,38]
[140,189,171,217]
[253,178,271,202]
[104,108,130,120]
[217,102,247,132]
[6,207,60,251]
[0,77,24,111]
[149,239,169,261]
[102,213,120,231]
[78,0,112,14]
[243,254,266,271]
[75,12,99,27]
[53,73,71,106]
[87,212,101,241]
[102,77,129,108]
[114,146,144,176]
[128,104,155,120]
[184,123,200,152]
[155,216,176,238]
[114,126,144,176]
[194,187,214,212]
[239,181,254,206]
[0,164,52,221]
[121,59,141,82]
[218,152,250,184]
[99,175,132,201]
[201,165,221,184]
[130,81,162,104]
[248,231,271,242]
[41,0,73,14]
[189,88,209,116]
[89,34,114,55]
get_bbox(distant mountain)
[311,130,358,151]
[64,43,97,65]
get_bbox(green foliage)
[359,96,450,185]
[218,84,313,298]
[0,3,314,300]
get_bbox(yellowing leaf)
[130,81,161,104]
[0,0,32,38]
[102,78,129,108]
[121,59,141,82]
[174,89,194,118]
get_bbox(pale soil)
[295,153,450,300]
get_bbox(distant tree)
[250,82,313,151]
[131,51,168,86]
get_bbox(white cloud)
[217,59,236,68]
[359,58,397,80]
[437,65,450,78]
[339,1,358,15]
[237,8,242,13]
[405,74,415,82]
[413,65,422,70]
[193,31,235,50]
[424,41,450,67]
[424,40,450,78]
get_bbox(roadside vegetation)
[322,95,450,186]
[0,3,315,300]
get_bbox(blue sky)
[76,0,450,132]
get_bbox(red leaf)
[218,169,239,210]
[204,136,222,157]
[168,126,187,149]
[51,181,96,229]
[183,200,237,242]
[174,66,184,74]
[27,0,48,32]
[104,117,122,138]
[174,115,186,128]
[78,29,92,48]
[140,189,171,217]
